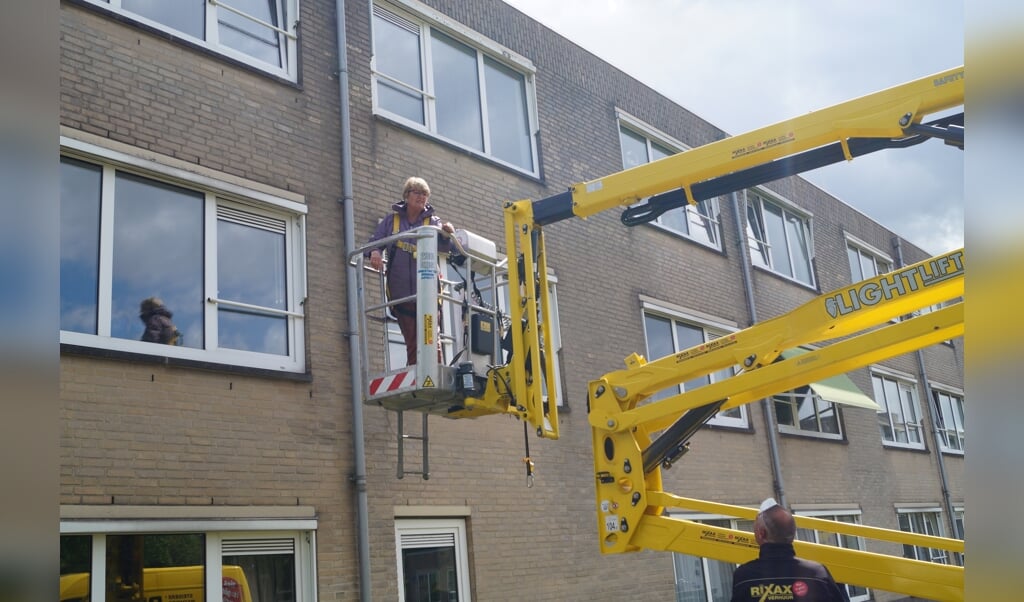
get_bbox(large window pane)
[763,203,791,277]
[374,12,425,124]
[785,212,812,284]
[223,550,295,602]
[60,535,93,602]
[431,30,483,151]
[122,0,205,38]
[217,215,288,355]
[105,533,205,602]
[60,158,102,334]
[620,128,648,168]
[644,314,678,402]
[218,0,283,67]
[111,173,204,348]
[402,545,460,602]
[484,57,532,170]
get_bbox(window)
[60,140,307,373]
[60,526,316,602]
[81,0,298,79]
[953,507,964,539]
[641,305,746,428]
[933,387,965,453]
[872,371,924,449]
[372,2,538,174]
[671,515,754,602]
[896,509,950,564]
[773,386,842,439]
[746,190,814,286]
[846,239,892,283]
[795,511,870,602]
[618,115,723,249]
[395,518,471,602]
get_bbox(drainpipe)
[335,1,373,600]
[730,191,787,507]
[892,237,958,541]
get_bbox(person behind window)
[731,498,850,602]
[139,296,181,345]
[366,177,454,366]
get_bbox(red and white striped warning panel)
[369,369,416,396]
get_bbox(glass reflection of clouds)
[111,173,203,347]
[60,158,102,334]
[217,217,288,355]
[122,0,204,39]
[218,0,283,68]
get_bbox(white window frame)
[773,383,844,440]
[793,509,870,602]
[60,518,318,602]
[395,518,472,602]
[845,234,893,283]
[895,507,950,565]
[640,299,747,429]
[60,136,308,373]
[745,189,816,287]
[931,385,965,454]
[871,367,925,450]
[669,512,755,602]
[78,0,299,80]
[616,111,723,250]
[370,0,540,176]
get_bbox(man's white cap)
[759,498,780,513]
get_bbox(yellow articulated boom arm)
[476,66,963,439]
[457,66,966,598]
[588,249,964,601]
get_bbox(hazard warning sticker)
[422,376,435,388]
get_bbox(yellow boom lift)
[351,66,965,600]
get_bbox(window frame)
[871,367,925,450]
[77,0,300,81]
[640,300,747,429]
[669,512,755,602]
[895,507,950,565]
[931,385,965,454]
[370,0,540,176]
[616,110,724,250]
[793,509,870,602]
[60,517,318,602]
[745,189,816,287]
[60,136,308,373]
[845,235,893,283]
[773,384,844,440]
[394,517,472,602]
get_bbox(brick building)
[58,0,963,601]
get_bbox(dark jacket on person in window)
[139,297,180,345]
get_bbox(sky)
[501,0,965,256]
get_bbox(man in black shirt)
[731,498,850,602]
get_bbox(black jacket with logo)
[731,543,850,602]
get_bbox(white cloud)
[503,0,964,255]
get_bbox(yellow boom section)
[568,66,963,216]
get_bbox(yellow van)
[59,565,253,602]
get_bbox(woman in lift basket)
[366,177,455,366]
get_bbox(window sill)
[881,441,930,453]
[778,427,846,443]
[61,343,312,382]
[751,263,819,292]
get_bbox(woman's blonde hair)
[402,176,431,199]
